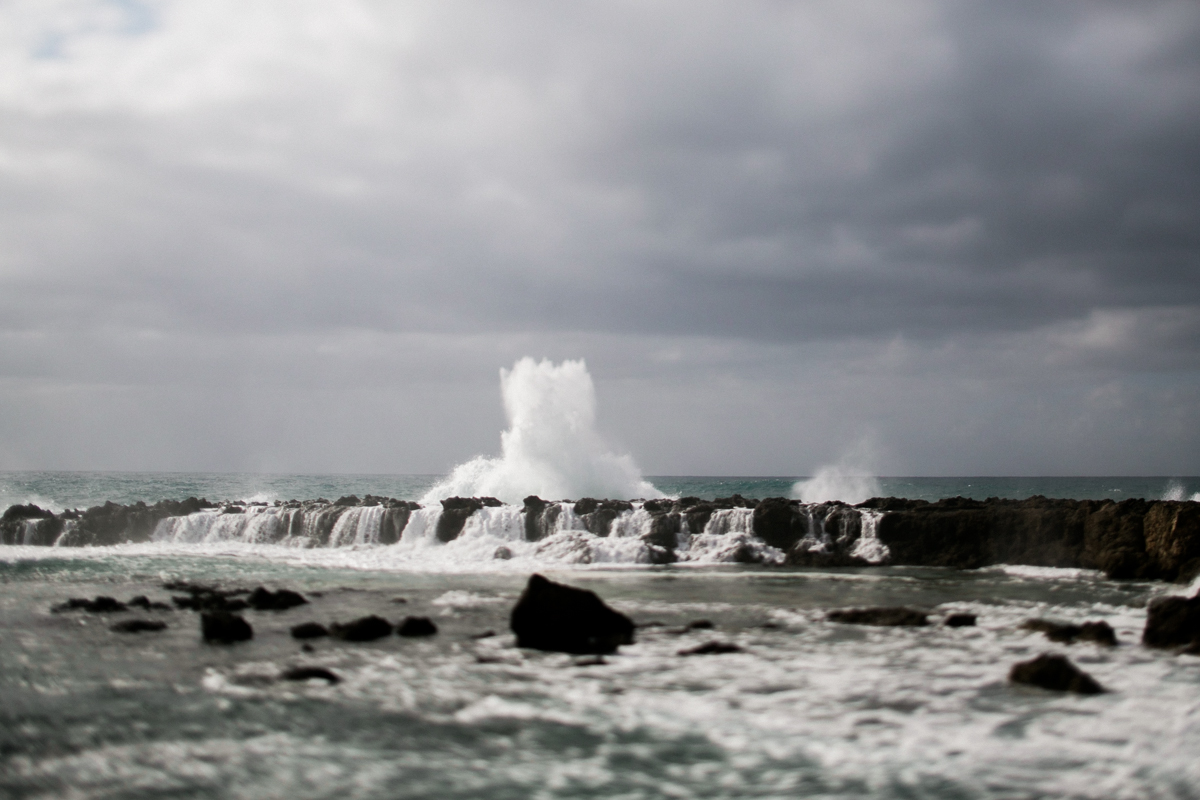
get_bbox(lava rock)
[201,612,253,644]
[679,641,744,656]
[1022,619,1116,646]
[827,607,928,626]
[281,666,340,684]
[944,613,977,627]
[396,616,438,637]
[510,574,635,655]
[127,595,172,611]
[1009,653,1105,694]
[329,615,393,642]
[290,622,330,639]
[247,587,308,611]
[52,596,128,614]
[1142,594,1200,649]
[111,619,168,633]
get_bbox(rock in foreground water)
[827,607,928,626]
[510,574,635,654]
[1142,594,1200,649]
[201,612,253,644]
[1009,654,1105,694]
[329,615,393,642]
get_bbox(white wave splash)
[791,465,881,505]
[1162,481,1200,502]
[422,358,662,504]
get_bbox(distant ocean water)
[2,471,1199,511]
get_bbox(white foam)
[1162,481,1200,502]
[421,358,663,504]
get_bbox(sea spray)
[421,358,663,504]
[792,464,881,504]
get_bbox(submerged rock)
[1022,619,1117,646]
[52,596,128,614]
[1009,654,1105,694]
[329,615,393,642]
[111,619,168,634]
[396,616,438,637]
[127,595,172,611]
[201,612,253,644]
[827,607,928,627]
[510,574,635,654]
[281,666,340,684]
[678,641,743,656]
[290,622,330,639]
[247,587,308,611]
[1142,594,1200,649]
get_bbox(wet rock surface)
[201,612,253,644]
[281,666,340,684]
[827,607,929,627]
[1009,654,1105,694]
[111,619,168,634]
[944,613,977,627]
[329,615,393,642]
[290,622,330,639]
[1022,619,1117,646]
[510,574,635,654]
[396,616,438,637]
[1142,593,1200,648]
[246,587,308,611]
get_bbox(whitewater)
[4,359,1200,799]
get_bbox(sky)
[1,0,1198,477]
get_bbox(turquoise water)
[3,472,1198,511]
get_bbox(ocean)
[3,470,1200,799]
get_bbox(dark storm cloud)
[0,1,1198,473]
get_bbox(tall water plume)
[422,358,663,504]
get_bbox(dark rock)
[642,499,673,513]
[127,595,172,611]
[437,497,502,542]
[281,666,340,684]
[1142,594,1200,648]
[201,612,253,644]
[247,587,308,611]
[329,615,393,641]
[510,574,635,655]
[686,620,714,630]
[523,496,552,541]
[301,643,315,653]
[291,622,330,639]
[679,641,744,655]
[334,495,361,507]
[396,616,438,637]
[471,630,496,639]
[494,546,513,560]
[944,613,977,627]
[827,607,928,626]
[752,497,807,551]
[572,655,607,666]
[574,499,634,537]
[1009,653,1105,694]
[111,619,168,633]
[1,503,54,523]
[1024,619,1117,646]
[391,597,408,604]
[52,596,128,614]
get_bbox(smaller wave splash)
[792,466,881,505]
[1,495,890,569]
[422,358,663,505]
[1162,481,1200,502]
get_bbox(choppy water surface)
[2,549,1198,799]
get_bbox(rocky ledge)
[3,494,1199,582]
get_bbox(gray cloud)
[0,1,1197,474]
